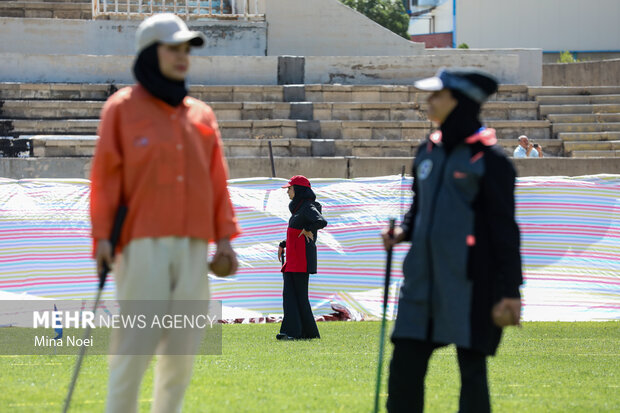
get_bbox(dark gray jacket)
[392,129,523,355]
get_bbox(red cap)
[282,175,311,188]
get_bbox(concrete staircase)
[530,86,620,157]
[0,0,91,19]
[0,83,555,160]
[3,82,620,179]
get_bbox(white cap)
[413,68,498,104]
[135,13,206,54]
[413,76,443,92]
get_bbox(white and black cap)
[135,13,206,54]
[414,68,498,104]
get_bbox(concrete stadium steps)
[217,102,425,121]
[0,100,539,122]
[531,86,620,157]
[0,83,529,103]
[0,0,91,19]
[23,136,421,158]
[0,83,116,100]
[307,120,550,141]
[312,101,537,121]
[552,122,620,134]
[14,136,564,159]
[528,86,620,98]
[569,150,620,158]
[0,119,99,135]
[535,94,620,106]
[563,140,620,157]
[0,83,286,102]
[559,131,620,158]
[0,100,104,119]
[18,82,620,158]
[171,138,566,158]
[557,132,620,142]
[304,84,528,103]
[312,102,537,121]
[191,86,286,103]
[540,104,620,116]
[546,114,620,124]
[0,119,551,141]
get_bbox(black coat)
[392,128,523,355]
[280,200,327,274]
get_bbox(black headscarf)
[439,71,498,153]
[289,185,317,214]
[440,90,482,153]
[132,43,188,107]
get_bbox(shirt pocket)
[450,164,482,205]
[125,121,174,185]
[125,121,161,173]
[188,121,215,169]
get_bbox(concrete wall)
[456,0,620,52]
[543,52,620,64]
[2,157,618,180]
[265,0,424,56]
[305,54,520,85]
[0,158,93,180]
[427,48,542,86]
[0,51,537,85]
[0,53,278,84]
[348,158,620,178]
[0,17,267,56]
[512,158,620,177]
[543,59,620,86]
[229,157,348,179]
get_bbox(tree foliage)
[558,51,579,63]
[340,0,410,39]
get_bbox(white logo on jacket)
[418,159,433,180]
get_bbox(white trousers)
[105,237,210,413]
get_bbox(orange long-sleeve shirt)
[90,85,241,253]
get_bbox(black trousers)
[280,272,320,339]
[387,339,490,413]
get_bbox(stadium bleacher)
[0,82,564,161]
[0,1,618,178]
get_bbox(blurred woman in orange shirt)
[90,14,240,413]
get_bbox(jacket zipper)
[424,151,447,340]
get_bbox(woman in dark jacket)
[277,175,327,340]
[381,69,523,413]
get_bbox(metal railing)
[92,0,263,20]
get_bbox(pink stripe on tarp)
[0,255,91,262]
[521,250,620,258]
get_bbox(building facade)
[407,0,620,62]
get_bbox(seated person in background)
[513,135,543,158]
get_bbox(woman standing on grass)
[382,69,522,413]
[277,176,327,340]
[91,13,240,412]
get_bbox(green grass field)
[1,322,619,412]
